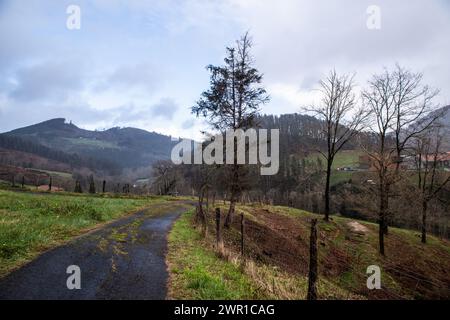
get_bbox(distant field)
[62,137,120,149]
[306,150,364,186]
[29,168,72,179]
[306,150,363,169]
[0,190,166,277]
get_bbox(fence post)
[215,208,223,253]
[240,213,245,256]
[21,176,25,188]
[307,218,318,300]
[102,180,106,193]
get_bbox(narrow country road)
[0,202,192,300]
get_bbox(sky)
[1,0,449,140]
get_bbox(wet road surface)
[0,202,191,300]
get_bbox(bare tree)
[152,160,179,195]
[306,70,368,221]
[192,32,269,228]
[390,64,440,172]
[362,65,439,255]
[362,70,400,256]
[413,130,450,244]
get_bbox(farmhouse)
[420,152,450,170]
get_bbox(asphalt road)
[0,202,191,300]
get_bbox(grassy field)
[306,150,363,170]
[167,203,450,300]
[0,190,166,277]
[29,168,73,179]
[306,150,364,186]
[63,137,120,149]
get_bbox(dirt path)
[0,202,192,300]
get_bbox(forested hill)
[258,113,362,155]
[0,118,177,174]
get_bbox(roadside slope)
[167,204,450,300]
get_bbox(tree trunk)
[421,199,428,244]
[225,196,236,228]
[307,218,318,300]
[377,167,388,256]
[240,213,245,256]
[215,208,223,253]
[324,160,332,221]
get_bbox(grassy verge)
[167,209,261,299]
[166,208,359,300]
[0,190,165,277]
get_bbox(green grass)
[167,210,260,299]
[0,190,165,277]
[306,150,363,170]
[331,150,363,169]
[306,150,364,186]
[28,168,73,179]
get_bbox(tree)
[74,180,83,193]
[390,64,440,173]
[413,130,450,244]
[89,175,96,194]
[152,160,179,195]
[362,65,439,255]
[363,70,400,256]
[306,70,367,221]
[192,32,269,228]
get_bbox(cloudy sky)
[1,0,449,140]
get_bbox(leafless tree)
[413,130,450,244]
[306,70,368,221]
[362,64,439,255]
[152,160,179,195]
[390,64,440,172]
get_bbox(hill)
[167,203,450,300]
[0,118,177,175]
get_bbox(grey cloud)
[181,118,195,129]
[9,61,86,103]
[96,63,161,93]
[151,98,179,120]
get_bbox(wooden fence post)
[307,218,318,300]
[21,176,25,188]
[215,208,223,253]
[48,176,52,191]
[240,213,245,256]
[102,180,106,193]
